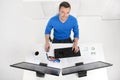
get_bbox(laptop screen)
[10,62,60,76]
[54,47,81,58]
[62,61,113,75]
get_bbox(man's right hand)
[45,42,50,52]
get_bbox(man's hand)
[72,38,79,53]
[72,42,79,53]
[45,42,50,52]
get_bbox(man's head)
[59,1,71,21]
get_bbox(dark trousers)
[52,37,73,43]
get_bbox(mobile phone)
[46,53,60,63]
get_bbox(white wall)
[78,16,120,80]
[0,0,120,80]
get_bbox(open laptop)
[10,62,60,76]
[54,47,81,58]
[62,61,113,75]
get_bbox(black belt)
[52,37,73,43]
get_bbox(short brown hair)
[59,1,71,9]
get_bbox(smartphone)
[46,53,60,63]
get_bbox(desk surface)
[23,43,108,80]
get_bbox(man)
[45,1,79,53]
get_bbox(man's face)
[59,6,71,21]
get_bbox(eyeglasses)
[46,53,60,63]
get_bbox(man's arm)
[73,38,78,45]
[72,18,79,53]
[45,34,50,44]
[45,34,50,52]
[44,18,53,52]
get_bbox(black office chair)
[49,36,53,42]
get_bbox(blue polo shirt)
[45,14,79,40]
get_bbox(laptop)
[54,47,81,58]
[62,61,113,75]
[10,62,60,76]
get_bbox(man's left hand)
[72,43,79,53]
